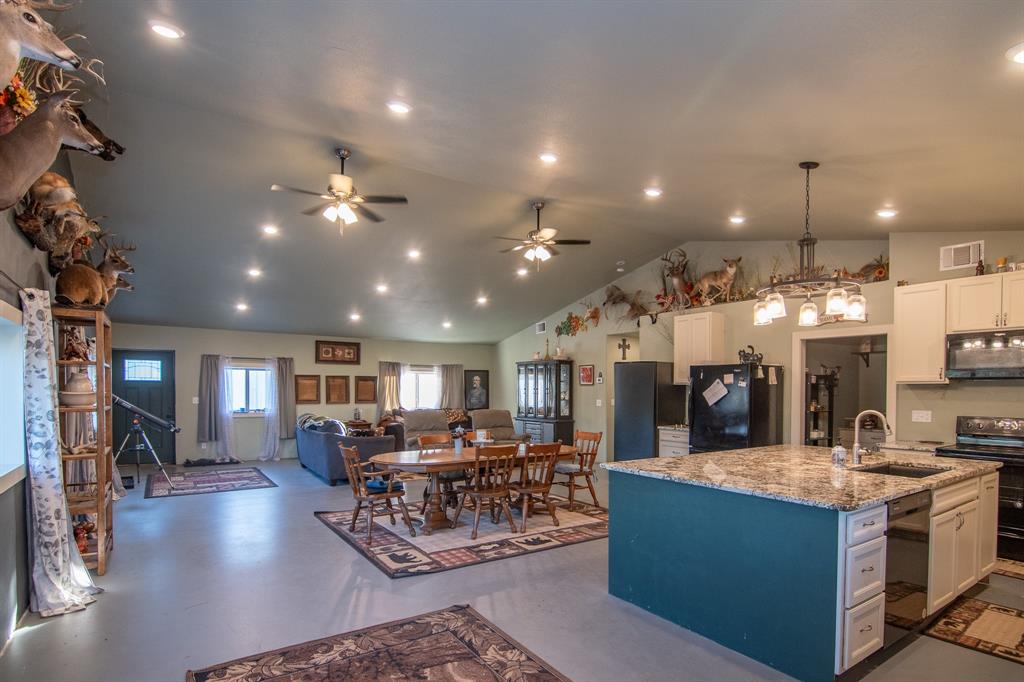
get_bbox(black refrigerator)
[688,362,784,453]
[614,361,687,461]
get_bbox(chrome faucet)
[852,410,892,465]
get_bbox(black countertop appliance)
[688,362,784,453]
[613,361,686,461]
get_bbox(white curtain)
[259,357,280,461]
[215,355,236,460]
[20,289,101,617]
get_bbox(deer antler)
[112,240,136,254]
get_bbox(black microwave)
[946,330,1024,379]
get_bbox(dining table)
[369,444,578,534]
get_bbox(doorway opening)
[605,332,639,460]
[112,349,176,466]
[791,325,895,446]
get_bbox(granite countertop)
[876,440,944,453]
[600,445,1000,511]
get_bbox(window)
[400,365,440,410]
[228,367,270,413]
[124,358,162,381]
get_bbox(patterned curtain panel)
[276,357,296,436]
[20,289,101,617]
[439,364,464,409]
[377,361,401,418]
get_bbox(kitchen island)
[601,445,1000,682]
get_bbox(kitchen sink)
[854,463,951,478]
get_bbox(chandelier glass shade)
[753,162,867,327]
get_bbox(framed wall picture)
[578,364,595,386]
[295,375,321,403]
[464,369,490,410]
[315,340,361,364]
[354,376,378,403]
[325,376,350,404]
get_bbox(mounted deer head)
[1,1,81,85]
[0,92,102,209]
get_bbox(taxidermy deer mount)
[696,257,742,305]
[0,93,103,210]
[0,0,81,86]
[55,237,135,308]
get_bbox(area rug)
[926,597,1024,665]
[185,604,571,681]
[145,467,276,499]
[884,581,928,630]
[315,496,607,578]
[993,558,1024,581]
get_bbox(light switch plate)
[911,410,932,423]
[192,396,200,405]
[595,399,603,407]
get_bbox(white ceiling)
[63,1,1023,342]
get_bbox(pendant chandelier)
[753,161,867,327]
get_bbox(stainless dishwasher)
[883,489,932,647]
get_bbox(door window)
[124,358,162,382]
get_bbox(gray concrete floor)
[0,460,1021,682]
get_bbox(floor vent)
[939,240,984,271]
[535,321,546,334]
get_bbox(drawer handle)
[986,485,995,490]
[860,624,873,633]
[862,520,876,527]
[861,566,875,573]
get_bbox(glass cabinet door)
[559,363,571,417]
[536,364,546,417]
[517,366,526,416]
[526,365,536,416]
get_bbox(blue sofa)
[295,423,399,486]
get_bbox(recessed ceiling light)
[539,152,558,165]
[1006,42,1024,64]
[235,302,249,312]
[875,208,899,219]
[442,320,452,329]
[150,21,184,40]
[387,100,411,115]
[516,267,529,277]
[247,268,262,278]
[262,224,279,236]
[349,312,361,321]
[476,295,488,305]
[644,187,663,198]
[729,215,746,225]
[375,283,389,294]
[407,249,421,260]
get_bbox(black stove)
[936,416,1024,561]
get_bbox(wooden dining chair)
[450,444,519,539]
[417,433,464,511]
[510,441,561,533]
[340,445,416,543]
[551,430,603,509]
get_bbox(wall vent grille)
[535,321,546,334]
[939,240,984,271]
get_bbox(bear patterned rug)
[993,558,1024,581]
[145,467,277,499]
[315,496,607,578]
[926,597,1024,665]
[185,604,571,682]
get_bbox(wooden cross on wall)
[618,337,631,360]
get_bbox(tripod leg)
[139,428,175,490]
[113,432,133,464]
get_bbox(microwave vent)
[939,240,984,271]
[535,321,547,334]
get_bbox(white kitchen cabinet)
[978,473,999,577]
[672,311,725,384]
[947,271,1024,331]
[927,499,980,614]
[893,282,948,383]
[658,428,689,456]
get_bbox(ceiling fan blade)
[536,227,558,241]
[271,183,332,199]
[357,195,409,204]
[550,239,591,245]
[353,204,384,223]
[301,200,335,216]
[499,245,527,253]
[493,236,528,242]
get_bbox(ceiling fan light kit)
[495,201,591,270]
[752,161,867,328]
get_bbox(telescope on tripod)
[112,394,180,489]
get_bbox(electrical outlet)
[192,396,200,405]
[610,398,615,406]
[911,410,932,423]
[595,399,603,407]
[200,443,207,450]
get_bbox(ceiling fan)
[495,201,591,269]
[270,147,408,236]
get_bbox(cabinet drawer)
[843,593,885,670]
[659,430,689,445]
[933,478,979,516]
[660,445,690,457]
[845,505,887,546]
[845,536,886,607]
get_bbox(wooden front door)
[112,349,176,464]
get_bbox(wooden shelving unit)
[52,306,114,575]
